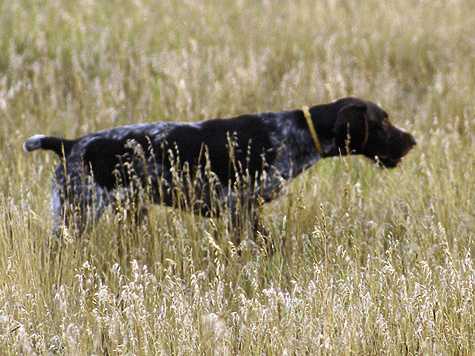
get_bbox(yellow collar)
[302,106,324,156]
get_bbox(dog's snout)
[398,132,417,158]
[407,133,417,146]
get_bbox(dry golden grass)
[0,0,474,354]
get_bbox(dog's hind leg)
[52,168,109,240]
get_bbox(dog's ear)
[333,104,368,153]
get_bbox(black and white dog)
[24,97,416,237]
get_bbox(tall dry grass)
[0,0,474,354]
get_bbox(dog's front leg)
[250,197,274,256]
[226,190,272,254]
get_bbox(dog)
[24,97,416,240]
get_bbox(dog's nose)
[399,132,417,157]
[406,133,417,146]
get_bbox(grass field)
[1,0,474,354]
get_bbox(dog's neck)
[263,109,340,179]
[302,106,324,157]
[307,105,346,157]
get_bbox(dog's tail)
[23,134,77,157]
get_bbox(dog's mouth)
[375,154,402,168]
[375,139,416,168]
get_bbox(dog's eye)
[382,117,390,126]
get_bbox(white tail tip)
[23,134,46,152]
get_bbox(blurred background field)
[0,0,473,354]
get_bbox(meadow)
[0,0,474,354]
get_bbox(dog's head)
[333,98,416,168]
